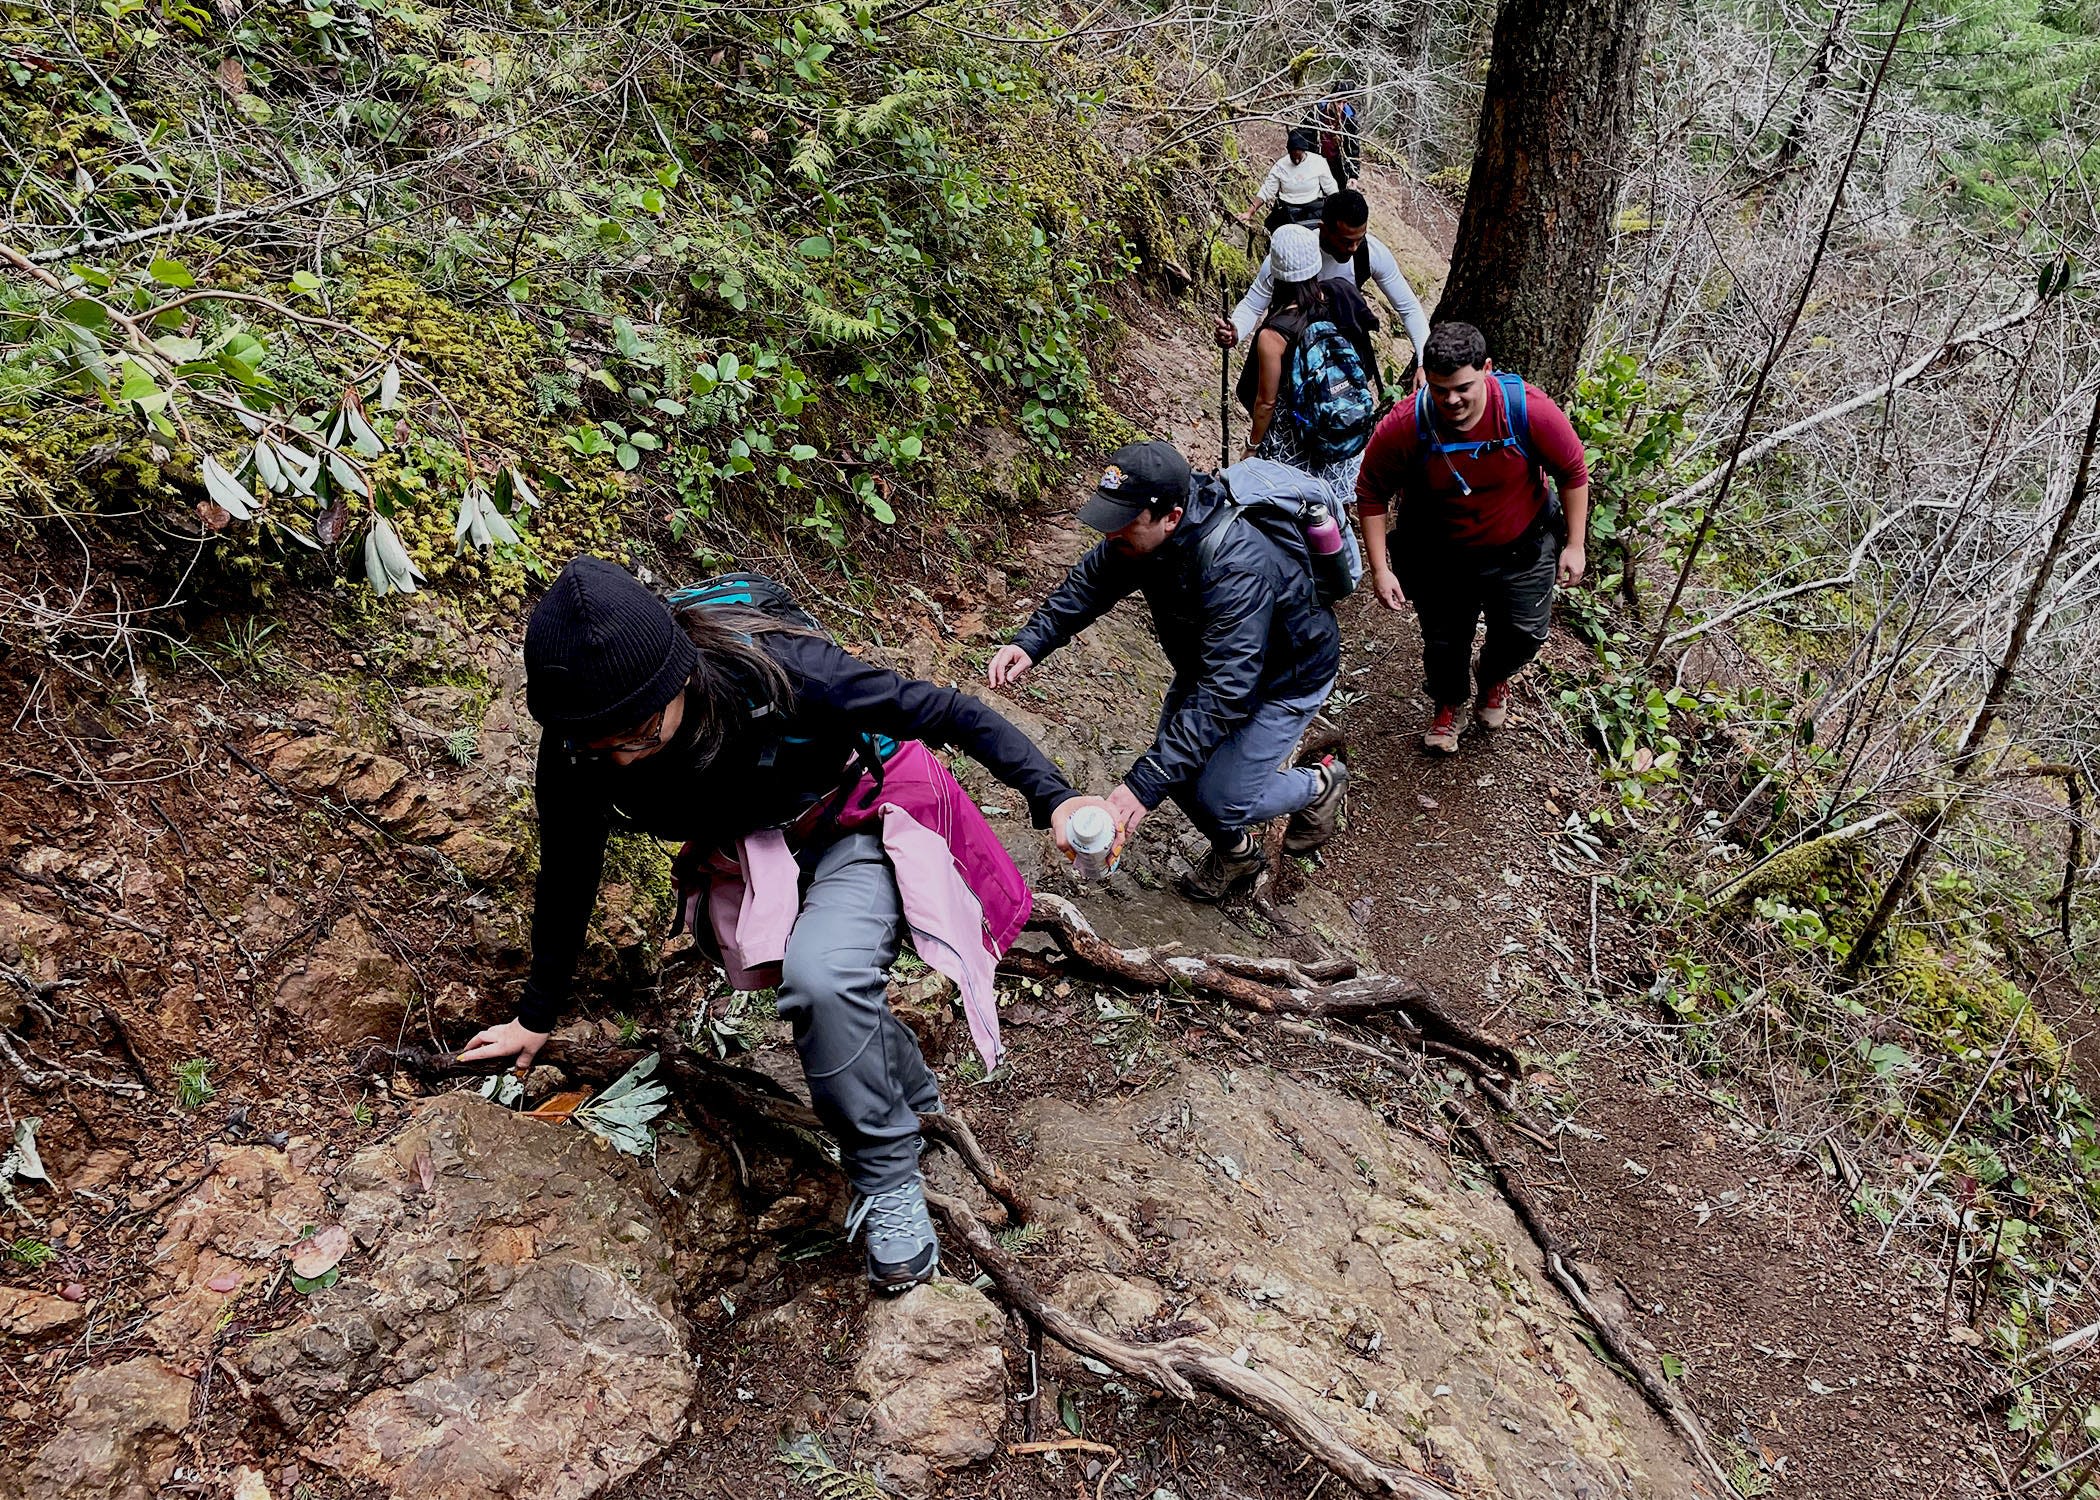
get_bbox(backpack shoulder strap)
[1354,241,1371,289]
[1413,385,1433,447]
[1196,478,1245,573]
[1496,372,1533,462]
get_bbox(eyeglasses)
[573,707,666,762]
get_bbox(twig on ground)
[927,1188,1462,1499]
[1440,1098,1737,1495]
[1019,894,1520,1073]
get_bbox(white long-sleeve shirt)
[1254,153,1338,206]
[1231,232,1432,361]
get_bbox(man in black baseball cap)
[988,440,1349,902]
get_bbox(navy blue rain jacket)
[1011,475,1340,810]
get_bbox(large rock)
[144,1142,329,1354]
[1017,1067,1707,1498]
[242,1094,696,1500]
[273,914,414,1044]
[21,1357,194,1500]
[253,733,516,883]
[851,1281,1008,1493]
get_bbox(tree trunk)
[1436,0,1652,394]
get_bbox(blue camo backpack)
[1283,316,1379,466]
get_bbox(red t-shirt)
[1355,378,1589,548]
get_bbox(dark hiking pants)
[775,831,941,1195]
[1402,524,1558,708]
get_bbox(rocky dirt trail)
[0,169,2004,1500]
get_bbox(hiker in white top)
[1218,189,1432,389]
[1240,129,1336,231]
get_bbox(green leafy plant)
[573,1052,669,1155]
[173,1058,215,1110]
[7,1237,58,1268]
[777,1434,887,1500]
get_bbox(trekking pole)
[1219,292,1231,469]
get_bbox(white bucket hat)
[1268,224,1322,284]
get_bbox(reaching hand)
[986,645,1034,688]
[1557,544,1588,589]
[1411,365,1428,392]
[1107,783,1151,843]
[1048,793,1116,856]
[1213,317,1239,350]
[1371,569,1407,612]
[458,1017,551,1070]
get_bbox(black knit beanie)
[524,557,698,739]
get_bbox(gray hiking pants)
[775,831,941,1195]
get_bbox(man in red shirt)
[1356,322,1591,753]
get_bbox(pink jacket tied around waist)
[684,741,1032,1073]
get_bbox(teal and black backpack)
[1282,314,1379,466]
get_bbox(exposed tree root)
[1440,1097,1737,1496]
[364,1035,1033,1226]
[925,1188,1463,1500]
[1016,893,1521,1074]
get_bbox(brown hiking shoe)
[1178,833,1264,903]
[1422,705,1462,755]
[1283,757,1349,855]
[1475,680,1513,730]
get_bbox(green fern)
[803,299,887,345]
[778,1435,889,1499]
[789,132,834,183]
[996,1221,1049,1254]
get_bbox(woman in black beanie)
[462,557,1108,1292]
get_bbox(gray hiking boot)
[845,1173,941,1293]
[1177,832,1264,903]
[1283,756,1350,855]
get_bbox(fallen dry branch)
[1019,894,1520,1074]
[926,1188,1463,1499]
[1440,1099,1737,1496]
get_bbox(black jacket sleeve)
[776,635,1077,826]
[516,736,611,1033]
[1011,541,1140,664]
[1123,557,1273,808]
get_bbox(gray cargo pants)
[775,831,942,1195]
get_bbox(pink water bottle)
[1302,502,1352,601]
[1302,501,1345,557]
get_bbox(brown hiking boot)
[1475,680,1513,730]
[1178,833,1264,903]
[1422,705,1462,755]
[1283,757,1349,855]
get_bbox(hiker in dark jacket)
[461,558,1109,1293]
[986,442,1349,902]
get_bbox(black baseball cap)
[1076,441,1192,532]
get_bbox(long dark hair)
[1270,275,1330,323]
[673,606,808,768]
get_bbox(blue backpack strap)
[1413,384,1432,448]
[1496,371,1532,463]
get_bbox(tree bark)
[1435,0,1653,395]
